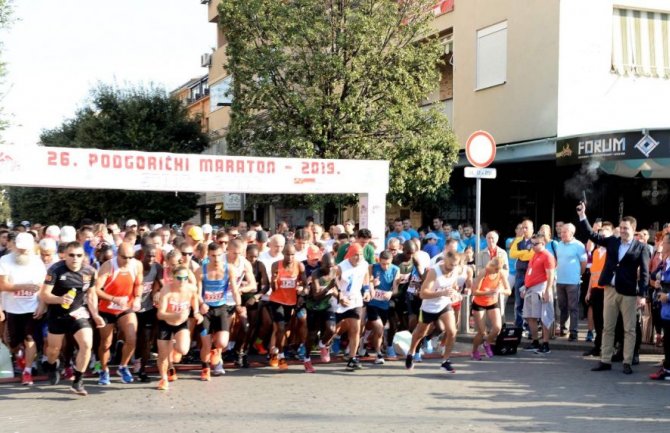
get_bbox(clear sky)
[0,0,214,146]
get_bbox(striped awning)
[612,7,670,79]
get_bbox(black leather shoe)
[591,362,612,372]
[611,352,624,363]
[623,363,633,375]
[632,355,639,365]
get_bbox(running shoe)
[48,365,60,386]
[278,358,289,370]
[535,343,551,354]
[138,371,152,383]
[201,367,211,381]
[157,378,169,391]
[117,366,134,384]
[253,340,268,355]
[98,369,111,386]
[212,361,225,376]
[63,366,74,380]
[269,353,279,368]
[424,338,434,354]
[132,359,142,374]
[405,354,414,370]
[297,344,307,361]
[585,330,594,343]
[70,379,88,396]
[386,345,397,358]
[320,346,330,363]
[93,361,102,374]
[357,344,367,358]
[346,357,363,371]
[649,367,670,381]
[240,353,250,368]
[523,340,540,351]
[303,360,316,373]
[471,350,482,361]
[440,360,455,373]
[483,341,494,358]
[413,351,423,363]
[22,371,33,386]
[374,354,385,365]
[167,367,178,382]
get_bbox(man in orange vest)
[583,222,613,357]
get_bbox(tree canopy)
[9,85,209,225]
[219,0,459,208]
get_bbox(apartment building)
[428,0,670,234]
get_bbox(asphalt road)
[1,343,668,433]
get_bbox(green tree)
[9,85,209,225]
[219,0,458,208]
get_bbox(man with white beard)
[0,233,47,385]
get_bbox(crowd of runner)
[0,210,668,396]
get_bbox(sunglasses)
[119,255,134,260]
[181,252,193,256]
[175,275,189,281]
[68,253,84,258]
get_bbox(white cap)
[202,224,213,234]
[20,220,31,227]
[45,225,61,239]
[15,232,35,249]
[60,226,77,243]
[152,224,163,230]
[125,219,138,227]
[39,238,57,252]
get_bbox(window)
[612,8,670,79]
[210,75,233,111]
[476,21,507,90]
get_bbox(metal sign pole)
[475,177,481,268]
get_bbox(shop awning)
[598,158,670,178]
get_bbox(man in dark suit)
[577,203,650,374]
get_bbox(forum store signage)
[555,130,670,166]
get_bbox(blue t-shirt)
[368,263,399,310]
[461,235,487,252]
[505,237,517,275]
[432,230,446,251]
[385,231,410,246]
[405,228,420,240]
[555,240,587,285]
[423,244,440,258]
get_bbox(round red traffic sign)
[465,130,496,168]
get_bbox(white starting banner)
[0,145,389,195]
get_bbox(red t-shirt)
[524,250,555,288]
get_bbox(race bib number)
[279,278,296,289]
[373,290,388,301]
[204,290,224,303]
[168,300,188,313]
[14,290,35,298]
[407,285,417,294]
[142,282,153,295]
[108,297,127,311]
[69,307,90,320]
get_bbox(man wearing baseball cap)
[187,226,204,247]
[201,224,213,245]
[0,232,47,385]
[422,233,440,258]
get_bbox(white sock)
[318,341,326,348]
[304,357,311,362]
[24,366,31,374]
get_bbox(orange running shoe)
[279,358,288,370]
[157,378,169,391]
[269,353,279,368]
[201,367,211,381]
[253,340,268,355]
[168,367,178,382]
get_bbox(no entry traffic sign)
[465,130,496,168]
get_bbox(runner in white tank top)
[406,251,460,374]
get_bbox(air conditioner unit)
[201,53,212,68]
